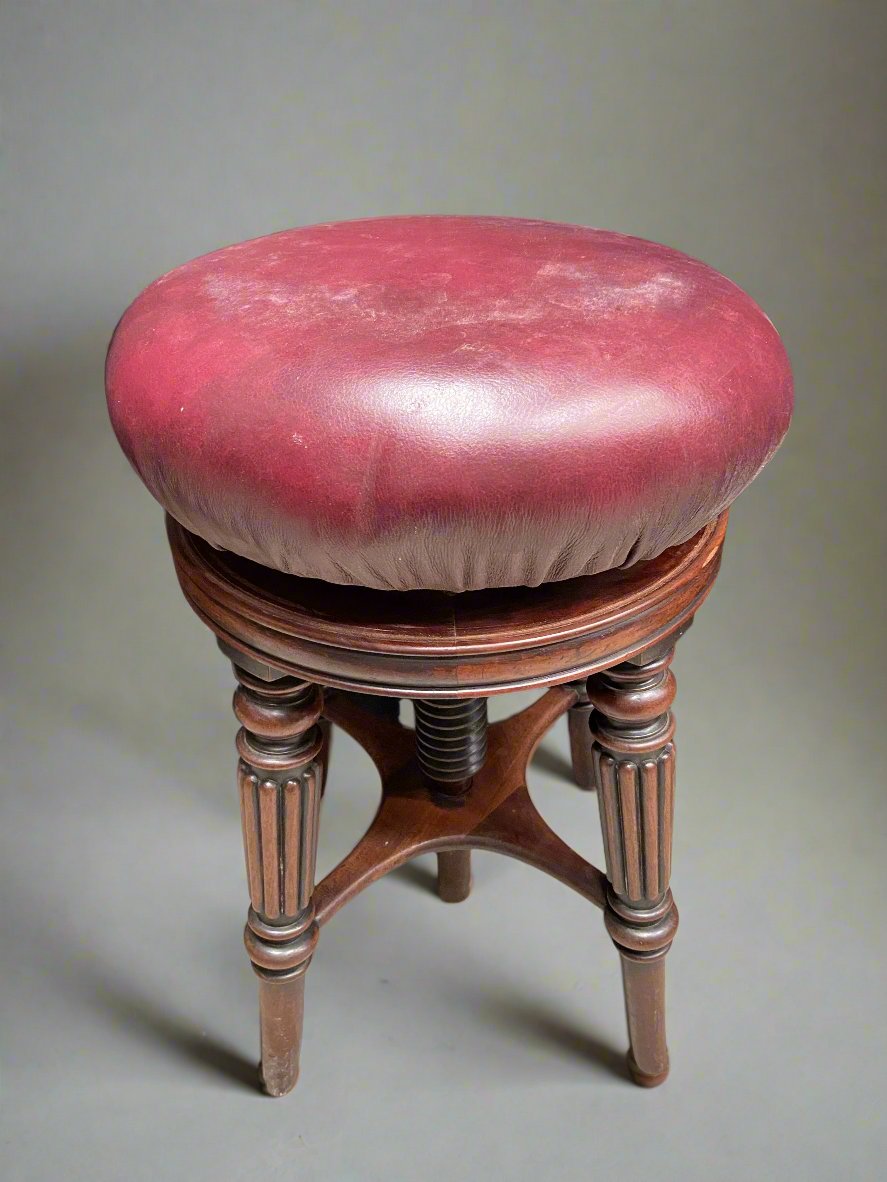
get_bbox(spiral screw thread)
[414,697,488,787]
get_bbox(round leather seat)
[106,215,792,592]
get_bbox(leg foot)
[436,849,472,902]
[258,972,307,1096]
[627,1050,669,1088]
[620,948,671,1086]
[605,892,678,1087]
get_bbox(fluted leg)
[567,680,596,789]
[588,649,678,1087]
[233,666,324,1096]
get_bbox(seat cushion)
[106,215,792,592]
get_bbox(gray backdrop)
[1,3,885,1180]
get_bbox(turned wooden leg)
[436,849,473,903]
[588,648,679,1087]
[233,666,324,1096]
[567,679,596,789]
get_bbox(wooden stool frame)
[167,512,728,1095]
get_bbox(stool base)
[164,513,730,1097]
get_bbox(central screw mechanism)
[414,697,488,798]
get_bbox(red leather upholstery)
[107,216,792,592]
